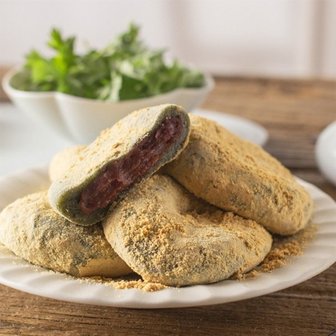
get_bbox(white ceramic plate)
[0,167,335,309]
[193,109,268,146]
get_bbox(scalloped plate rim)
[0,166,335,309]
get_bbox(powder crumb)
[0,224,318,291]
[80,274,169,292]
[84,224,316,289]
[233,223,317,280]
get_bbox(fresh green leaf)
[12,23,205,100]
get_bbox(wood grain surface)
[0,73,335,336]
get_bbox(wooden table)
[0,77,335,335]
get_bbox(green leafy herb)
[11,24,205,101]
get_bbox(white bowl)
[2,67,214,143]
[315,121,336,186]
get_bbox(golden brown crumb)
[164,115,314,235]
[80,274,168,291]
[232,223,317,280]
[48,104,190,226]
[103,174,272,287]
[0,192,131,278]
[49,146,85,182]
[82,224,316,290]
[0,223,317,292]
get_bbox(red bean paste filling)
[79,115,184,215]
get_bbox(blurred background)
[1,0,336,179]
[0,0,335,79]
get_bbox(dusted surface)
[0,77,335,335]
[0,167,334,309]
